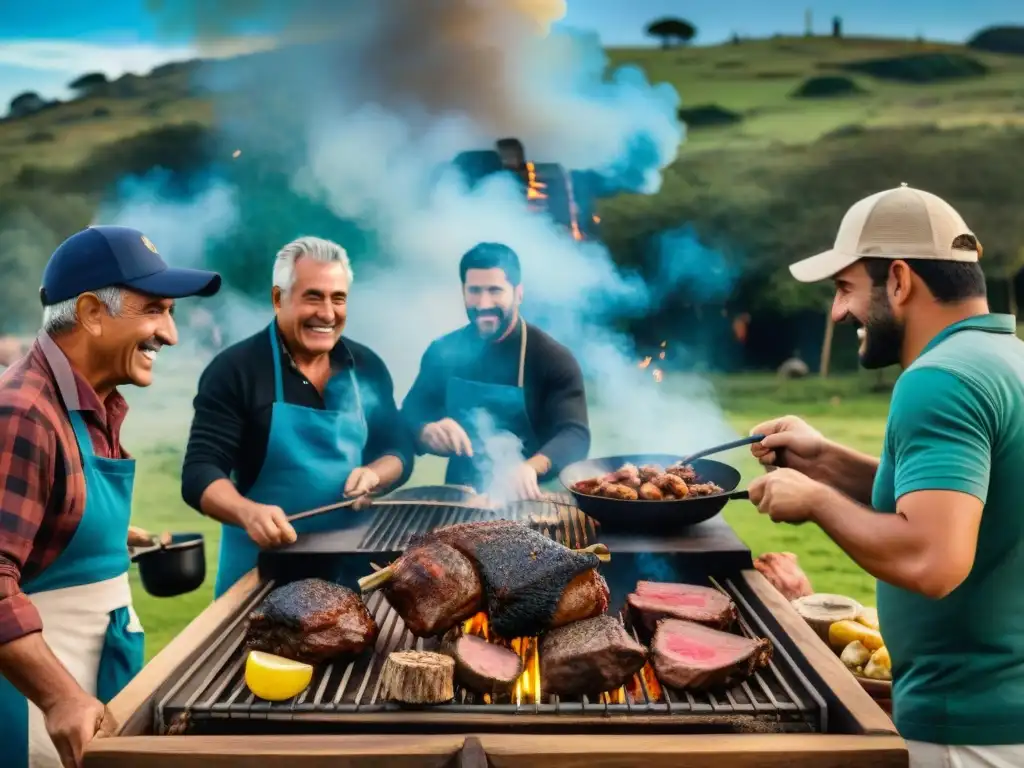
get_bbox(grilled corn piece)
[840,640,872,670]
[828,619,884,652]
[856,606,879,631]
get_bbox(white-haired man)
[0,225,220,768]
[182,236,414,597]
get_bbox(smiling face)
[273,256,349,357]
[463,267,522,340]
[832,261,905,369]
[79,289,178,388]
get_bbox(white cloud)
[0,36,280,109]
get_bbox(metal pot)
[131,533,206,597]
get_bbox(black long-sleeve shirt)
[181,325,414,511]
[400,321,590,477]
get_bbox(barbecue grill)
[86,490,907,767]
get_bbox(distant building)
[832,16,843,38]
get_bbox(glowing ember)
[652,368,664,383]
[525,162,548,202]
[593,214,601,224]
[658,351,666,360]
[232,149,242,158]
[638,356,652,369]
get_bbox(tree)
[8,91,44,118]
[69,72,108,95]
[645,18,697,49]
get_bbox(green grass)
[126,369,891,661]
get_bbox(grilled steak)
[540,615,648,697]
[627,581,737,631]
[651,618,772,691]
[442,632,523,694]
[383,539,482,637]
[408,521,609,639]
[245,578,378,664]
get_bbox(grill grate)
[359,493,594,551]
[155,575,826,735]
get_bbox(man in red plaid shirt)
[0,226,220,768]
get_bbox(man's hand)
[750,415,825,472]
[241,502,297,548]
[419,418,474,457]
[44,693,112,768]
[126,526,155,549]
[507,462,543,501]
[748,468,827,524]
[344,467,380,510]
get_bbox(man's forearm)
[811,441,879,504]
[812,485,929,593]
[367,454,405,490]
[199,479,255,527]
[0,632,86,712]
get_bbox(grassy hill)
[2,35,1024,328]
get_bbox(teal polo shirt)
[873,313,1024,745]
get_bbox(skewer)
[357,543,612,592]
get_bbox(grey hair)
[41,286,124,335]
[272,236,353,294]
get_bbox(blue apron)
[443,318,540,490]
[214,323,369,597]
[0,410,143,768]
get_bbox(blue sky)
[2,0,1022,107]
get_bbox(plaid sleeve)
[0,408,56,644]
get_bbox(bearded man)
[747,184,1024,766]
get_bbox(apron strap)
[518,319,527,389]
[68,411,96,459]
[268,323,285,403]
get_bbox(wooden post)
[819,312,835,378]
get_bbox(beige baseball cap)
[788,183,978,283]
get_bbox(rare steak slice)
[245,578,378,664]
[540,615,648,697]
[651,618,772,691]
[442,632,523,694]
[628,581,737,631]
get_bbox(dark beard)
[859,290,904,370]
[468,307,514,339]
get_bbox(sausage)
[639,465,664,483]
[638,482,664,500]
[572,478,602,495]
[652,473,689,498]
[597,482,639,500]
[551,570,611,628]
[666,463,697,483]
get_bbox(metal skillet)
[559,435,764,533]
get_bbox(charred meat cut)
[442,632,523,694]
[245,578,377,664]
[381,539,482,637]
[391,521,609,639]
[540,615,648,697]
[651,618,772,691]
[627,581,737,631]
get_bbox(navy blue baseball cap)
[40,225,222,306]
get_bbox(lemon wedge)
[245,651,313,701]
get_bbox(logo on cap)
[141,235,158,253]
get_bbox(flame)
[593,214,601,224]
[627,663,663,702]
[652,368,663,383]
[525,162,548,202]
[638,356,652,369]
